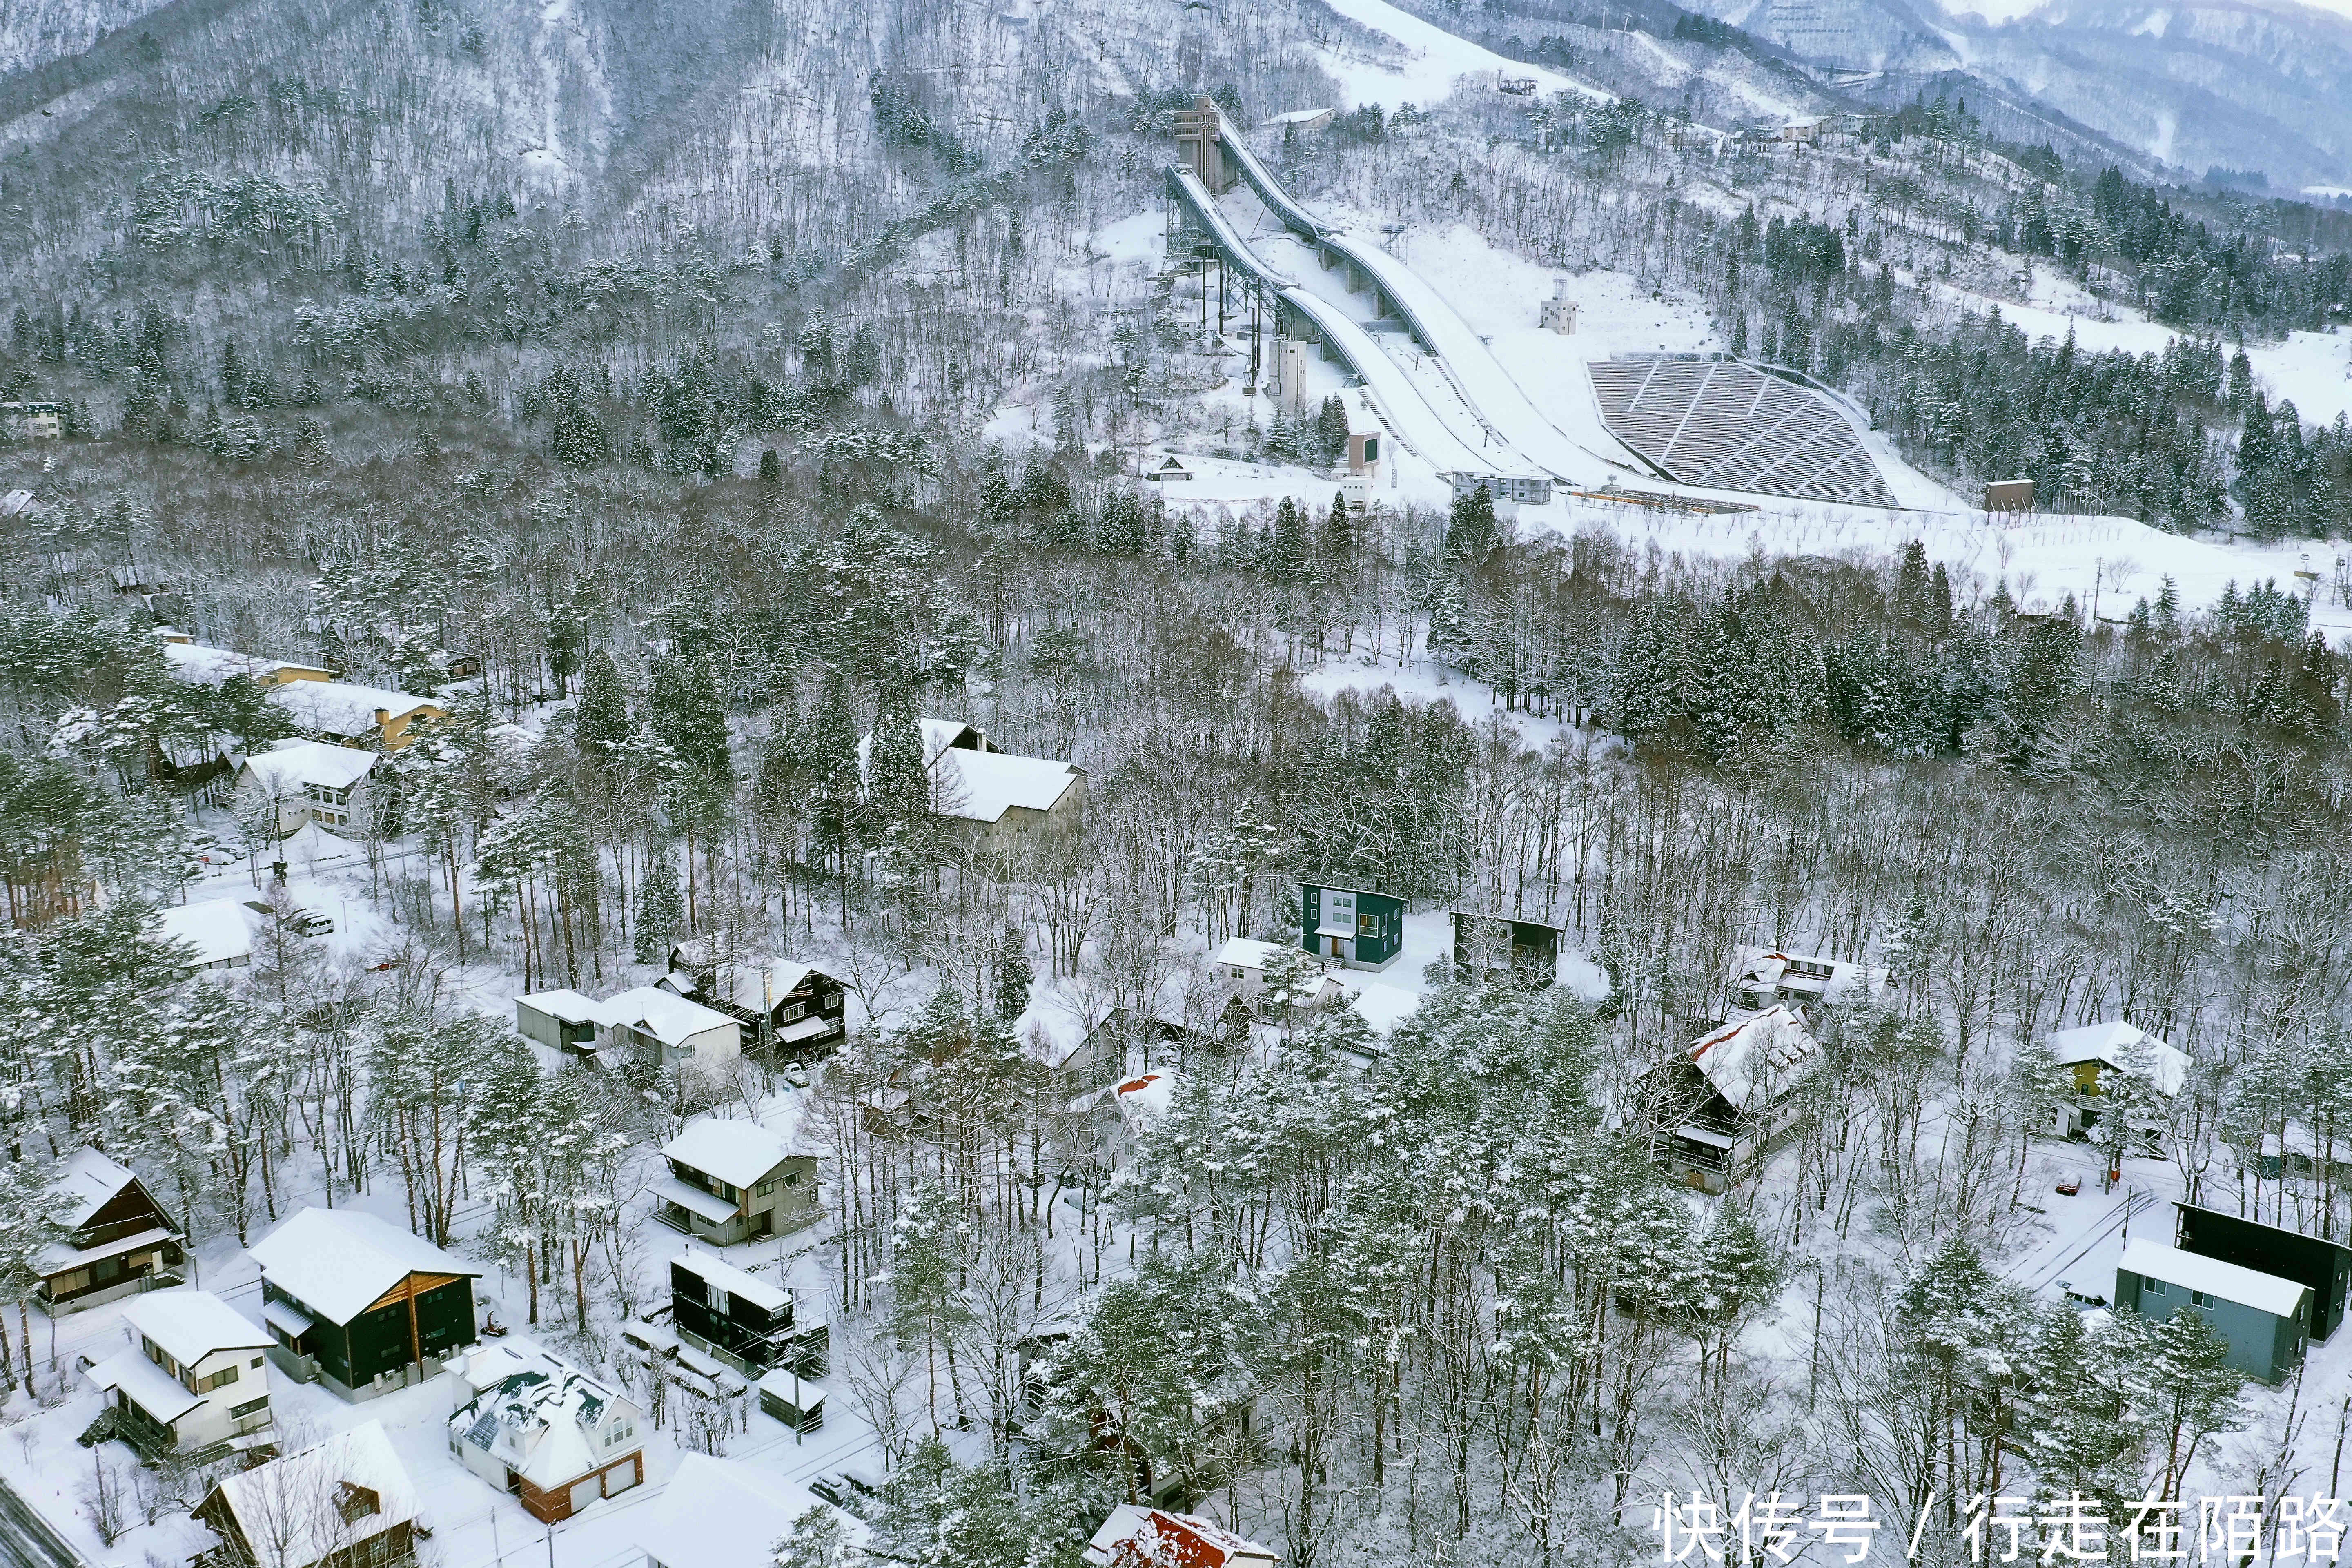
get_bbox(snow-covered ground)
[1312,0,1610,108]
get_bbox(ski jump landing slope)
[1167,166,1497,474]
[1212,109,1617,484]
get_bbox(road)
[0,1470,85,1568]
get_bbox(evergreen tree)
[650,655,730,779]
[1314,394,1349,466]
[1445,482,1499,563]
[575,650,633,759]
[633,839,683,962]
[866,679,931,844]
[994,926,1032,1023]
[808,666,861,875]
[1270,497,1307,579]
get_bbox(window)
[200,1363,240,1392]
[2191,1290,2211,1308]
[779,1003,807,1023]
[229,1396,269,1419]
[335,1483,380,1524]
[2143,1279,2166,1296]
[607,1418,635,1447]
[1357,913,1378,935]
[756,1179,777,1197]
[250,1356,265,1369]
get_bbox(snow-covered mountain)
[1689,0,2352,187]
[0,0,173,78]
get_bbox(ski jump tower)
[1173,96,1235,194]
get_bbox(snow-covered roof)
[85,1347,204,1425]
[160,640,330,687]
[123,1289,271,1367]
[237,739,379,793]
[154,897,256,969]
[1214,938,1285,972]
[267,679,438,737]
[1688,1005,1820,1113]
[449,1343,639,1491]
[854,717,991,773]
[1346,982,1422,1036]
[673,1245,790,1315]
[697,958,826,1014]
[662,1116,796,1189]
[633,1455,838,1568]
[209,1421,415,1567]
[602,985,739,1049]
[2047,1020,2190,1097]
[1084,1505,1279,1568]
[517,989,604,1026]
[933,747,1080,823]
[2119,1238,2309,1319]
[248,1206,480,1324]
[1263,107,1332,126]
[53,1146,141,1229]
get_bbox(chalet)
[236,740,380,833]
[267,679,443,752]
[82,1289,273,1458]
[515,990,604,1055]
[2174,1204,2352,1343]
[669,1246,829,1384]
[154,896,256,976]
[600,984,742,1066]
[196,1420,418,1568]
[111,564,171,597]
[447,1342,644,1522]
[160,637,338,688]
[1085,1507,1280,1568]
[1297,882,1405,971]
[1214,937,1343,1020]
[2115,1237,2312,1384]
[1451,910,1562,987]
[1143,455,1194,482]
[250,1207,482,1402]
[36,1147,186,1314]
[655,1116,820,1245]
[860,718,1086,847]
[1039,1003,1192,1098]
[664,943,847,1057]
[2045,1020,2190,1138]
[1648,1005,1822,1193]
[1727,949,1884,1013]
[633,1455,838,1568]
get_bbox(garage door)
[603,1460,639,1497]
[571,1476,601,1515]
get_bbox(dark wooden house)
[36,1146,185,1314]
[669,1247,828,1384]
[2175,1202,2352,1343]
[249,1208,481,1403]
[664,944,848,1058]
[1450,911,1562,987]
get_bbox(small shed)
[757,1368,827,1433]
[1298,882,1405,971]
[1144,455,1194,482]
[1540,277,1578,334]
[516,990,604,1054]
[1984,477,2035,513]
[2116,1237,2310,1383]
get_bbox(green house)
[1298,882,1405,971]
[2116,1237,2311,1385]
[249,1207,481,1403]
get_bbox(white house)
[656,1115,820,1245]
[633,1454,840,1568]
[448,1342,644,1522]
[235,740,381,833]
[154,897,256,975]
[196,1420,418,1568]
[600,985,742,1066]
[84,1289,274,1456]
[1213,938,1342,1019]
[1729,949,1884,1013]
